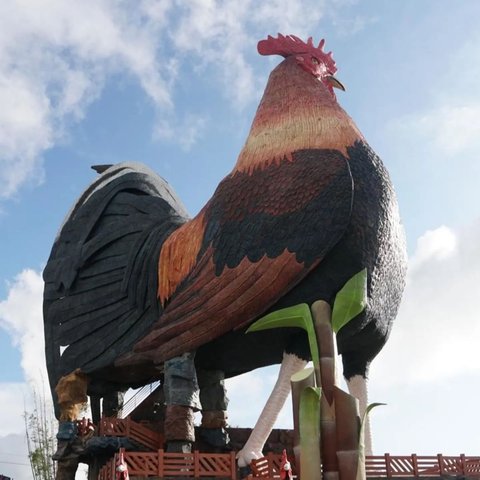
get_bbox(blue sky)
[1,1,480,478]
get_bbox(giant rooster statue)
[43,34,406,470]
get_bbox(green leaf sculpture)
[248,274,373,480]
[358,402,385,453]
[249,305,324,478]
[247,303,320,368]
[332,268,368,333]
[300,386,322,480]
[356,403,385,480]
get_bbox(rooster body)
[44,35,406,458]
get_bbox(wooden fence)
[98,416,164,451]
[98,460,114,480]
[99,448,237,479]
[98,451,480,479]
[248,452,294,478]
[366,454,480,477]
[248,454,480,479]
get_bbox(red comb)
[258,34,337,73]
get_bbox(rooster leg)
[346,374,372,456]
[237,352,306,468]
[103,389,126,417]
[54,369,89,422]
[163,352,201,452]
[51,369,89,476]
[198,368,230,449]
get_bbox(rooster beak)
[326,75,346,91]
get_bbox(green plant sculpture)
[248,270,373,480]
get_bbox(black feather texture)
[201,149,353,274]
[264,141,407,378]
[197,141,407,379]
[43,165,188,397]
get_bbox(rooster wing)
[133,148,354,362]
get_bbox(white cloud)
[0,384,30,436]
[250,0,325,32]
[330,13,378,37]
[0,269,46,389]
[171,0,327,109]
[402,104,480,156]
[409,225,457,270]
[0,73,52,196]
[0,270,59,480]
[388,34,480,160]
[155,113,208,151]
[0,0,174,199]
[442,33,480,102]
[371,221,480,386]
[0,390,65,480]
[0,433,30,480]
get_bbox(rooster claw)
[236,448,263,468]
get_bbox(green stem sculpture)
[248,269,374,480]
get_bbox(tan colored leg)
[53,370,89,479]
[55,369,89,421]
[346,375,372,456]
[236,352,306,468]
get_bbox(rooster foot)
[236,448,263,468]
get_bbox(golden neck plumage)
[234,58,364,174]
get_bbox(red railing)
[98,458,115,480]
[248,453,480,480]
[98,451,480,479]
[98,448,238,479]
[247,454,480,479]
[248,452,296,478]
[366,454,480,477]
[98,416,164,451]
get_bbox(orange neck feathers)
[234,57,363,174]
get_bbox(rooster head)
[258,34,345,96]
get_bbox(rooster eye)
[311,57,319,65]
